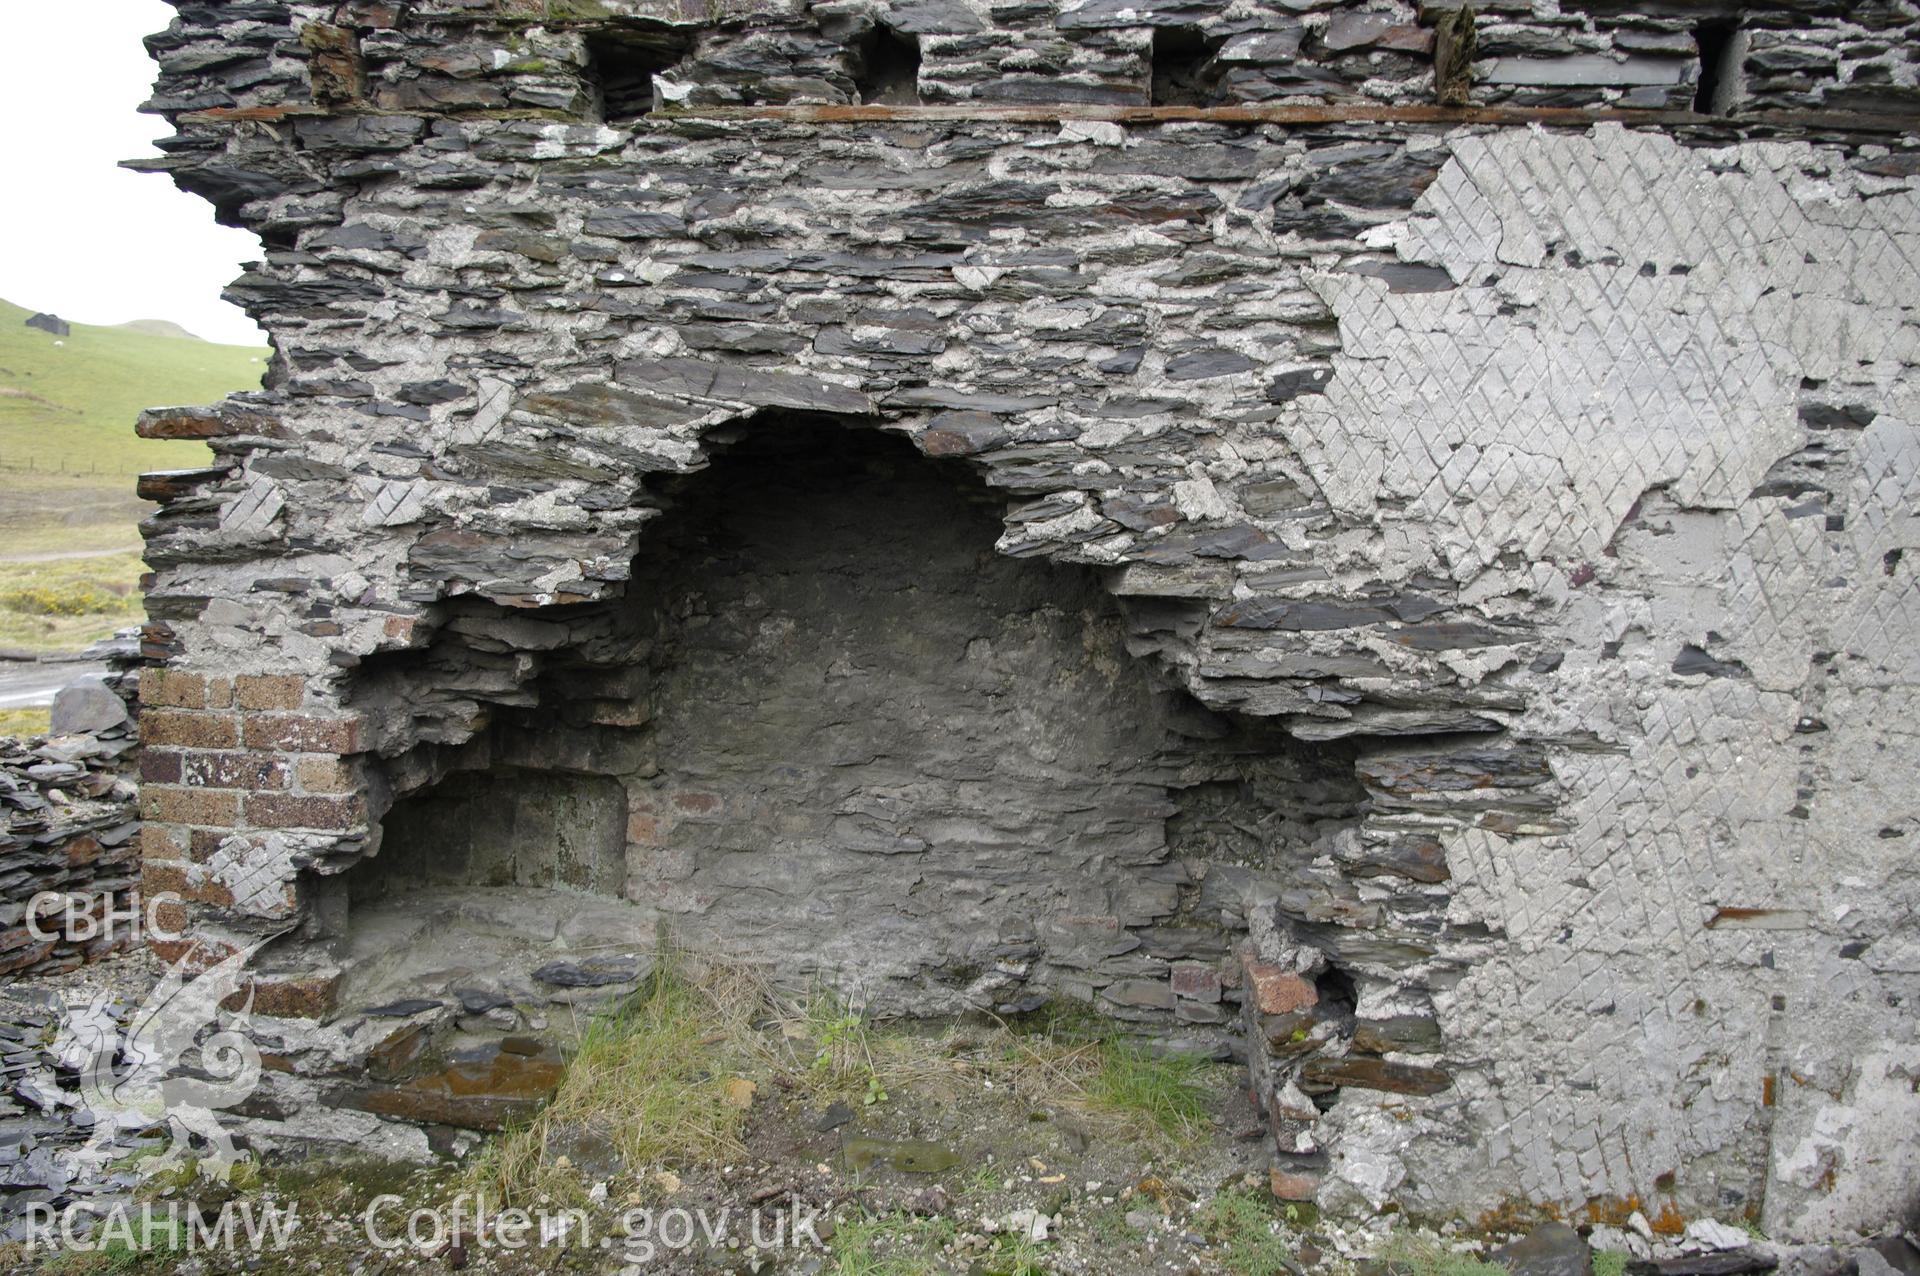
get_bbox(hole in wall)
[1151,26,1226,107]
[1164,752,1367,874]
[340,419,1211,990]
[337,412,1374,1013]
[354,768,628,903]
[585,27,693,122]
[853,23,920,105]
[1692,19,1742,115]
[335,415,1364,1013]
[329,767,639,1012]
[1313,964,1358,1019]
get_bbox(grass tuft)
[1081,1041,1212,1140]
[468,959,769,1206]
[979,1229,1052,1276]
[33,1211,186,1274]
[460,979,1230,1213]
[1594,1251,1629,1276]
[796,991,889,1107]
[1383,1232,1512,1276]
[825,1210,1050,1276]
[1197,1189,1298,1276]
[827,1212,961,1276]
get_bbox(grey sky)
[0,0,267,347]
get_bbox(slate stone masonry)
[127,0,1918,1240]
[1,668,141,982]
[0,736,139,981]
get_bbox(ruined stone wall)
[1,670,142,980]
[129,0,1918,1241]
[1,735,140,981]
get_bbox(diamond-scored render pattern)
[1298,126,1915,583]
[1305,127,1920,1232]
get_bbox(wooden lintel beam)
[175,102,1920,136]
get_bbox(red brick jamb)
[138,666,370,1017]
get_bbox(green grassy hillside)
[0,296,268,657]
[0,296,266,478]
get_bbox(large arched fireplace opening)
[321,419,1365,1028]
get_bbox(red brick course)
[294,756,357,793]
[235,674,308,710]
[182,751,291,790]
[139,668,207,708]
[242,713,365,754]
[244,792,368,830]
[141,786,240,826]
[143,710,240,749]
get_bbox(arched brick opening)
[319,417,1366,1025]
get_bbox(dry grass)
[467,966,1228,1208]
[1383,1232,1511,1276]
[0,707,51,738]
[0,552,144,653]
[846,1012,1218,1148]
[468,960,776,1206]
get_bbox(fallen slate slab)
[1493,1223,1593,1276]
[533,957,639,988]
[813,1101,855,1132]
[456,988,513,1014]
[1628,1251,1777,1276]
[1850,1239,1920,1276]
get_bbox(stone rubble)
[0,952,164,1241]
[1,715,140,981]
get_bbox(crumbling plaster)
[1311,126,1919,1234]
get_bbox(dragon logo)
[37,942,265,1179]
